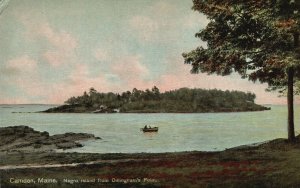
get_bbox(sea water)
[0,104,299,153]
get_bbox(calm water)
[0,104,299,153]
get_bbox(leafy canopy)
[183,0,300,91]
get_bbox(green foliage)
[183,0,299,141]
[57,87,268,113]
[183,0,300,92]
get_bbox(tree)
[82,91,92,107]
[183,0,300,142]
[132,88,142,101]
[89,87,97,96]
[152,86,160,100]
[64,96,77,105]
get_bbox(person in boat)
[144,125,147,129]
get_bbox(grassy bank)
[1,138,300,187]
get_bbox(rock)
[0,126,100,152]
[56,142,83,150]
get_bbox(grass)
[2,138,300,187]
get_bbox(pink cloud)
[43,51,68,67]
[3,56,47,103]
[47,79,109,104]
[3,58,109,104]
[7,63,111,104]
[20,16,78,67]
[38,23,77,50]
[111,55,149,87]
[92,47,154,92]
[39,23,77,67]
[7,55,37,71]
[46,64,111,104]
[20,16,77,51]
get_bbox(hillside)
[43,87,270,113]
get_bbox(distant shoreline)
[40,109,271,114]
[41,105,271,114]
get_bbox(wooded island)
[43,87,270,113]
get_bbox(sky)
[0,0,288,104]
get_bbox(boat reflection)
[142,131,158,137]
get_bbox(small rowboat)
[140,126,159,132]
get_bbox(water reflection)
[142,132,158,138]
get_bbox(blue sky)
[0,0,286,104]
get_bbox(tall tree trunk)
[287,67,295,142]
[287,32,300,142]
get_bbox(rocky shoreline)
[0,126,101,152]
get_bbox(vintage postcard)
[0,0,299,187]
